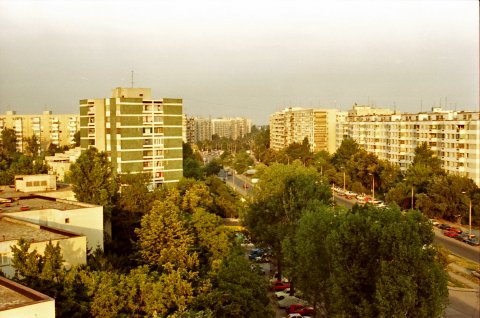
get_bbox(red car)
[448,227,462,234]
[272,280,291,291]
[286,304,315,316]
[443,231,459,238]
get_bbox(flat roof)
[0,277,53,311]
[0,218,73,242]
[0,186,96,213]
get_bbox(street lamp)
[369,173,375,201]
[462,191,472,237]
[341,166,346,193]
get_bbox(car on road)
[429,219,440,226]
[275,288,291,300]
[465,238,480,246]
[454,233,469,242]
[443,231,459,238]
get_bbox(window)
[0,253,8,266]
[65,218,70,224]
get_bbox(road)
[223,170,254,198]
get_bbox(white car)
[283,314,311,318]
[277,295,307,309]
[275,288,291,300]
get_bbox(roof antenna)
[131,70,134,88]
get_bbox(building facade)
[269,107,338,153]
[0,110,79,153]
[79,88,183,188]
[185,116,251,143]
[336,107,480,186]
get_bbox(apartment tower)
[79,88,183,188]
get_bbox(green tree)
[194,249,274,318]
[243,162,332,277]
[1,127,17,157]
[24,134,40,157]
[326,205,448,317]
[232,151,253,174]
[73,130,81,147]
[283,205,339,315]
[331,137,360,168]
[204,158,223,176]
[69,147,118,214]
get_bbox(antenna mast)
[131,70,134,88]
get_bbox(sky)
[0,0,478,125]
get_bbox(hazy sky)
[0,0,478,124]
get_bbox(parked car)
[443,231,459,238]
[248,248,265,260]
[448,227,462,234]
[275,288,291,300]
[278,296,307,309]
[454,233,469,242]
[429,219,440,226]
[272,280,291,291]
[284,313,311,318]
[438,224,451,230]
[465,238,480,246]
[286,304,315,316]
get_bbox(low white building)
[14,175,56,193]
[0,217,87,278]
[0,188,104,251]
[0,277,55,318]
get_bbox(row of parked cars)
[435,221,480,246]
[271,278,315,318]
[333,187,386,207]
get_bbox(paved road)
[434,228,480,264]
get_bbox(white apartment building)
[185,116,252,143]
[269,107,338,153]
[336,107,480,186]
[0,110,79,153]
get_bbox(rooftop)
[0,186,95,214]
[0,277,53,311]
[0,217,74,242]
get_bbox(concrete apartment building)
[0,110,79,152]
[336,106,480,186]
[0,277,55,318]
[79,87,183,188]
[185,116,251,143]
[269,107,338,153]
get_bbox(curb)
[448,286,478,292]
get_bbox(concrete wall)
[6,205,104,251]
[14,175,56,193]
[0,300,55,318]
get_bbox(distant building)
[0,217,87,277]
[337,106,480,186]
[79,87,183,188]
[269,107,338,153]
[185,116,252,144]
[0,110,79,153]
[44,147,82,182]
[14,175,56,193]
[0,277,55,318]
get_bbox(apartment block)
[0,110,79,152]
[336,106,480,186]
[79,88,183,188]
[269,107,338,153]
[185,116,251,143]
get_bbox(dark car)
[454,234,468,242]
[443,231,459,238]
[465,238,480,246]
[438,224,451,230]
[248,248,265,260]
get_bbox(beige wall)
[14,175,56,192]
[0,300,55,318]
[7,205,104,250]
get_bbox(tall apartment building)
[0,110,79,152]
[185,116,251,143]
[336,107,480,186]
[79,87,183,188]
[269,107,338,153]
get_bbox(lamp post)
[462,191,472,237]
[369,173,375,201]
